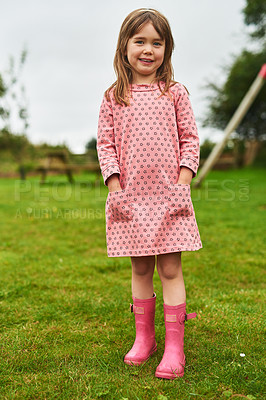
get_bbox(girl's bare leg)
[131,255,155,299]
[156,252,186,305]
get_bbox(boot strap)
[185,312,197,321]
[130,304,144,314]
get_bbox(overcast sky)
[0,0,248,153]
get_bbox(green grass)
[0,167,265,400]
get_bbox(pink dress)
[97,82,202,257]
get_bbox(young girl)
[96,8,202,380]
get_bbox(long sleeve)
[175,84,200,178]
[96,94,121,186]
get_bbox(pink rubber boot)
[155,302,197,379]
[124,293,157,366]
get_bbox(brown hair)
[105,8,176,106]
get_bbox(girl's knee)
[157,253,182,280]
[131,256,155,276]
[157,264,178,280]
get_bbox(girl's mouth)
[139,58,154,64]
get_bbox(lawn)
[0,167,265,400]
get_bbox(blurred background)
[0,0,265,179]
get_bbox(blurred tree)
[0,74,6,97]
[85,137,98,161]
[0,74,7,119]
[203,0,266,141]
[0,47,29,134]
[85,137,97,151]
[243,0,266,40]
[203,50,266,139]
[200,139,215,160]
[0,48,30,178]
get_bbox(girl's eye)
[154,42,162,46]
[135,40,144,44]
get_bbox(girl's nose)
[143,46,153,54]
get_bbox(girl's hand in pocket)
[177,167,193,185]
[107,174,123,192]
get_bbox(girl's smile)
[139,58,154,64]
[126,22,165,84]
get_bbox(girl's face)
[126,22,165,84]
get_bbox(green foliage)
[0,131,72,173]
[0,129,30,153]
[200,139,216,160]
[0,47,29,134]
[0,74,8,120]
[0,74,6,98]
[86,137,97,151]
[242,0,266,40]
[0,168,264,399]
[203,50,266,139]
[203,0,266,141]
[85,138,98,161]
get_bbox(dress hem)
[107,244,203,258]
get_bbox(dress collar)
[129,82,165,92]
